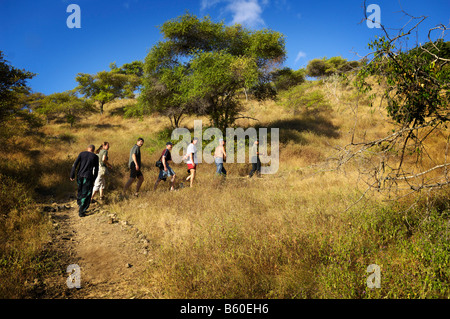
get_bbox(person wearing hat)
[214,138,227,176]
[154,142,176,191]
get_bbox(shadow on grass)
[74,123,123,130]
[255,113,340,144]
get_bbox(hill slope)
[1,79,449,299]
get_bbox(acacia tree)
[76,61,142,114]
[306,56,361,78]
[270,67,306,92]
[33,90,95,127]
[335,7,450,198]
[138,13,286,131]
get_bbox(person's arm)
[102,154,112,169]
[70,154,81,181]
[189,152,195,168]
[162,150,168,171]
[222,146,227,161]
[163,156,168,171]
[93,157,99,181]
[132,153,139,171]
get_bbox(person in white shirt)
[185,137,199,188]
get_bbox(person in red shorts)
[185,137,199,188]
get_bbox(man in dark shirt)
[123,137,145,196]
[154,142,176,191]
[70,145,99,217]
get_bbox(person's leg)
[76,177,84,210]
[169,175,175,190]
[124,164,138,193]
[169,170,176,190]
[166,166,176,190]
[155,169,162,191]
[215,161,222,175]
[186,168,191,181]
[222,165,227,176]
[256,156,262,177]
[154,178,161,191]
[189,169,196,187]
[92,167,103,199]
[78,177,94,216]
[249,163,257,177]
[123,177,135,193]
[249,156,257,177]
[135,174,144,195]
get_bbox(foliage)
[76,61,143,114]
[306,56,361,78]
[32,90,95,126]
[271,67,306,91]
[280,82,329,115]
[0,51,43,143]
[138,13,286,131]
[356,38,449,126]
[335,15,450,194]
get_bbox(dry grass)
[1,79,449,298]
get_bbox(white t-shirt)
[186,143,198,164]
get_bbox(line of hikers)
[70,137,262,217]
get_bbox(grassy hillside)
[1,78,448,298]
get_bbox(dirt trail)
[46,199,154,299]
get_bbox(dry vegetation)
[1,79,449,298]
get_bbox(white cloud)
[201,0,268,28]
[227,0,265,27]
[295,51,306,63]
[201,0,223,10]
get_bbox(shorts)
[187,163,197,170]
[158,165,175,181]
[93,166,106,191]
[130,162,143,179]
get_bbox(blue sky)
[1,0,449,95]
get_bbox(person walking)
[214,138,227,176]
[92,142,113,201]
[154,142,176,191]
[123,137,145,196]
[185,137,199,187]
[70,145,99,217]
[249,139,262,178]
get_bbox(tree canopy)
[136,13,286,130]
[76,61,143,114]
[32,90,95,127]
[0,51,42,142]
[306,56,361,78]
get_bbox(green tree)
[306,56,361,78]
[339,12,450,193]
[33,90,95,127]
[76,61,143,114]
[271,67,306,91]
[138,13,286,131]
[0,51,42,141]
